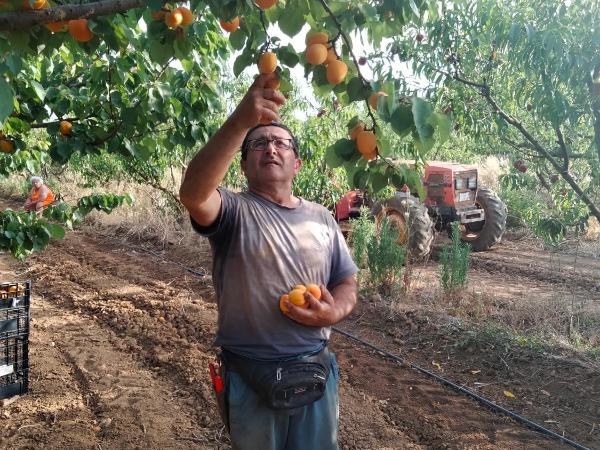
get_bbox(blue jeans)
[225,353,340,450]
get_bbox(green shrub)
[349,207,374,269]
[366,217,406,294]
[440,222,471,292]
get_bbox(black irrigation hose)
[98,233,590,450]
[332,326,590,450]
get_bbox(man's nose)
[264,141,278,155]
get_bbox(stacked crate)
[0,281,30,400]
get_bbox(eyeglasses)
[247,137,294,152]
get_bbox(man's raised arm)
[179,72,285,226]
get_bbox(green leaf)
[333,138,357,160]
[30,80,46,102]
[278,5,305,37]
[149,40,173,65]
[412,97,435,150]
[233,51,253,77]
[276,44,300,67]
[229,30,246,50]
[6,55,22,76]
[390,103,414,137]
[0,79,14,124]
[428,112,450,143]
[370,171,388,194]
[347,77,366,102]
[43,223,65,239]
[325,144,344,169]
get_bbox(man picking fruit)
[180,72,357,450]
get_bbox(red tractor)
[335,162,507,258]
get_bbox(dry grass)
[0,171,198,248]
[477,156,506,191]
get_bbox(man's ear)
[294,157,302,174]
[240,158,247,175]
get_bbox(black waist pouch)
[221,347,331,410]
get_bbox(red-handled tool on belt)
[209,362,224,394]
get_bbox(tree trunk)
[0,0,162,31]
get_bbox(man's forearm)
[180,118,247,205]
[330,276,358,324]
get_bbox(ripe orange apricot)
[369,91,388,110]
[0,140,14,153]
[165,10,183,29]
[305,31,328,46]
[68,19,94,42]
[23,0,46,10]
[265,77,280,90]
[59,120,72,136]
[258,52,277,74]
[293,284,307,293]
[176,7,194,26]
[288,289,307,308]
[349,121,365,140]
[306,43,328,65]
[256,0,277,9]
[324,46,337,65]
[219,16,240,32]
[279,294,290,313]
[306,284,321,300]
[356,130,377,156]
[45,21,67,32]
[326,60,347,85]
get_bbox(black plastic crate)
[0,281,30,400]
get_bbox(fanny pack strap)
[221,346,330,373]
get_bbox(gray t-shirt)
[192,188,358,359]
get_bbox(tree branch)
[317,0,378,131]
[0,0,163,31]
[554,124,569,172]
[478,85,600,222]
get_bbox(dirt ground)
[1,218,599,449]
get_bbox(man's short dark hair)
[240,122,299,160]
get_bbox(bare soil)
[0,221,599,450]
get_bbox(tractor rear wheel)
[458,187,506,251]
[372,195,434,259]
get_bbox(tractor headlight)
[454,177,466,190]
[468,176,477,189]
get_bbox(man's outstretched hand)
[229,72,286,130]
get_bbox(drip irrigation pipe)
[332,326,589,450]
[98,233,589,450]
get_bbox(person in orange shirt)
[24,176,55,216]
